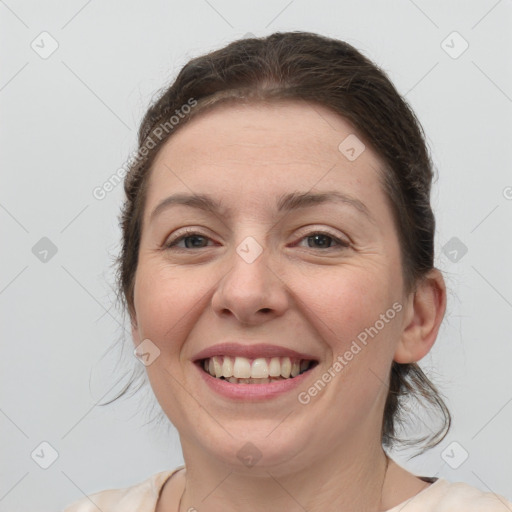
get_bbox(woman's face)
[131,100,413,471]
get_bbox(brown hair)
[106,31,451,453]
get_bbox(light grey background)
[1,1,511,510]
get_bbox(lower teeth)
[222,376,287,384]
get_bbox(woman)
[64,32,511,511]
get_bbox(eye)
[165,229,215,250]
[164,229,350,251]
[295,231,350,250]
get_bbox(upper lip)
[192,342,319,362]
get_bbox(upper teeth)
[203,356,311,379]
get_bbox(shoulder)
[434,480,512,511]
[62,468,182,512]
[388,478,512,512]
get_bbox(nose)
[211,238,290,326]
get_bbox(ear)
[394,268,447,364]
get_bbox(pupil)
[309,234,330,248]
[185,236,206,248]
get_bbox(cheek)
[133,261,203,350]
[289,263,402,401]
[293,264,397,344]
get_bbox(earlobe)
[394,269,447,364]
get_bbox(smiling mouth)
[197,355,318,384]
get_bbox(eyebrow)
[149,190,375,223]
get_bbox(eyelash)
[164,228,350,251]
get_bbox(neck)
[178,437,391,512]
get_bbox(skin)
[130,100,447,512]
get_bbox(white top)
[63,466,512,511]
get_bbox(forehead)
[144,100,387,222]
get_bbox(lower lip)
[194,362,316,401]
